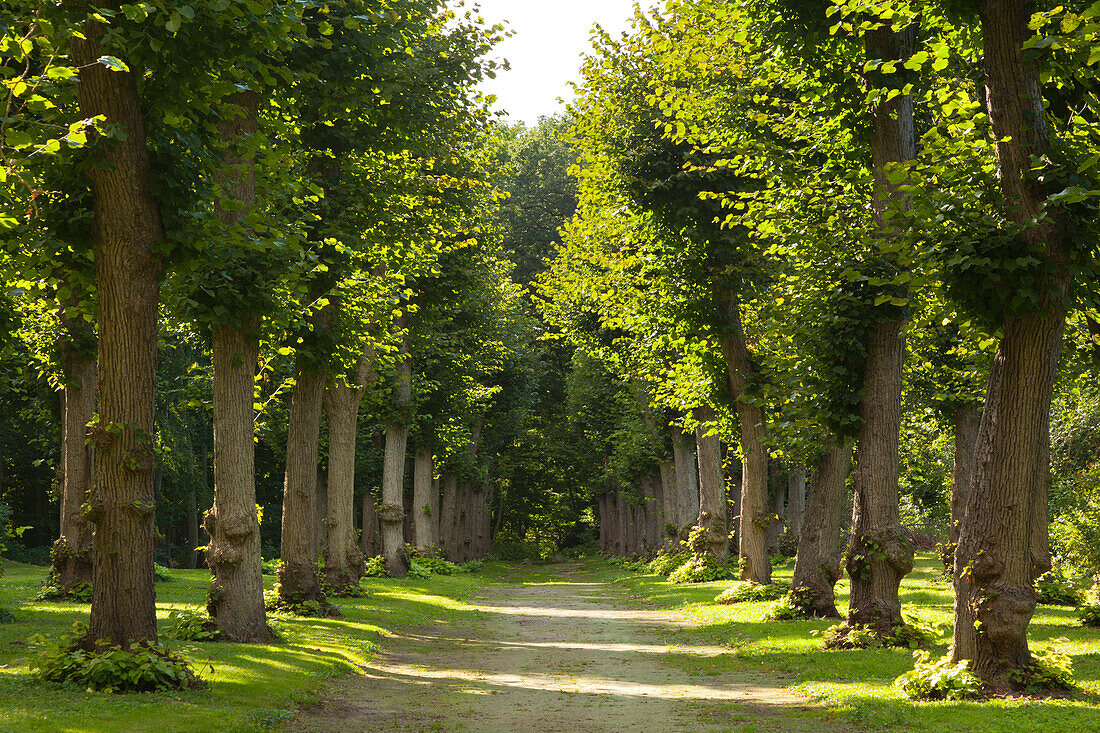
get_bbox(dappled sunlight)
[390,630,733,656]
[468,602,694,626]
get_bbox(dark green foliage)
[362,556,389,578]
[1035,565,1082,606]
[31,622,204,693]
[154,564,173,583]
[667,556,735,584]
[763,593,804,621]
[36,580,92,603]
[822,615,942,650]
[263,590,340,619]
[646,549,690,577]
[0,607,15,624]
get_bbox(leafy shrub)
[36,580,92,602]
[822,616,941,650]
[763,593,804,621]
[407,561,432,579]
[490,540,541,561]
[896,650,981,700]
[1078,586,1100,626]
[646,550,690,577]
[263,590,339,618]
[0,607,16,624]
[1035,565,1081,606]
[153,564,173,583]
[891,615,944,649]
[261,558,283,576]
[457,559,484,573]
[362,556,389,578]
[1010,643,1075,692]
[163,609,225,642]
[416,557,461,576]
[715,581,789,604]
[667,556,735,584]
[1050,462,1100,578]
[31,622,203,692]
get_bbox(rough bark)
[322,351,373,591]
[642,472,661,550]
[791,440,854,618]
[950,403,981,547]
[50,305,96,595]
[712,291,770,584]
[73,13,161,648]
[787,466,807,540]
[694,405,728,564]
[439,472,459,559]
[844,21,918,634]
[411,445,437,551]
[381,326,412,577]
[658,460,676,544]
[361,492,379,557]
[766,480,786,555]
[671,426,698,537]
[951,0,1072,689]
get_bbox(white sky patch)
[471,0,641,125]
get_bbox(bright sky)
[473,0,640,125]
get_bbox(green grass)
[0,561,486,733]
[593,553,1100,732]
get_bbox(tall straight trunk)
[360,492,378,557]
[952,0,1072,690]
[456,481,474,563]
[411,445,436,551]
[949,404,981,547]
[187,483,200,569]
[712,290,770,584]
[845,21,918,634]
[278,364,326,604]
[658,460,676,544]
[729,458,742,551]
[791,440,854,618]
[51,306,96,594]
[766,480,786,554]
[206,323,271,640]
[671,426,698,536]
[381,321,412,577]
[606,493,619,555]
[322,356,372,590]
[204,91,271,641]
[642,473,660,551]
[73,16,162,648]
[693,405,728,564]
[439,473,459,559]
[598,494,609,551]
[787,466,807,540]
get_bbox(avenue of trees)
[0,0,1097,703]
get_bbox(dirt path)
[291,564,846,733]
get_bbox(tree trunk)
[322,367,371,591]
[712,291,770,584]
[278,363,326,605]
[766,479,786,555]
[187,482,200,570]
[51,305,96,595]
[787,466,807,540]
[951,0,1072,690]
[412,445,437,551]
[361,492,378,557]
[694,405,728,564]
[950,404,981,547]
[844,21,918,634]
[791,440,854,618]
[671,426,698,537]
[381,328,412,577]
[642,472,660,551]
[73,16,162,649]
[205,322,271,640]
[846,318,913,633]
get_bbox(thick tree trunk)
[766,480,786,555]
[278,364,327,604]
[951,0,1072,690]
[361,492,378,557]
[73,16,162,648]
[694,406,728,564]
[671,426,698,537]
[598,494,609,551]
[51,306,96,595]
[411,445,437,551]
[381,327,412,577]
[950,404,981,547]
[322,373,370,591]
[206,323,271,641]
[787,466,807,540]
[642,472,660,551]
[791,440,854,618]
[846,318,913,633]
[844,21,918,634]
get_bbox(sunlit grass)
[595,553,1100,732]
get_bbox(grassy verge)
[592,553,1100,733]
[0,561,489,733]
